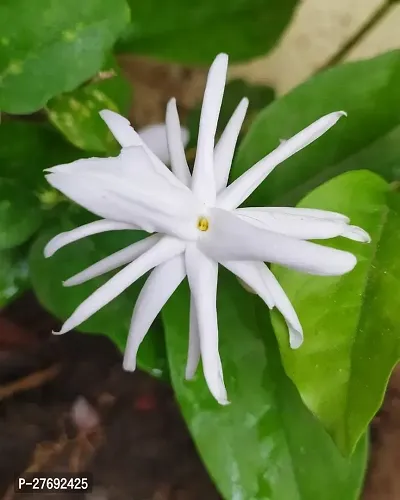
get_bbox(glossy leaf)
[232,50,400,207]
[0,121,83,190]
[0,179,42,250]
[163,271,368,499]
[117,0,299,63]
[0,0,130,113]
[0,247,29,307]
[47,57,132,153]
[271,170,400,455]
[29,209,167,378]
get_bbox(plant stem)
[319,0,396,71]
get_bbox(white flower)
[44,54,370,405]
[138,122,189,165]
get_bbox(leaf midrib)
[254,300,303,500]
[342,200,389,453]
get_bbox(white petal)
[123,254,186,372]
[237,207,371,243]
[201,209,357,276]
[341,225,371,243]
[236,208,348,240]
[185,244,228,404]
[214,98,249,192]
[99,110,184,189]
[44,220,136,258]
[217,111,346,209]
[191,54,228,205]
[261,266,303,349]
[47,147,200,240]
[258,207,350,223]
[221,260,274,308]
[63,235,161,287]
[139,122,189,166]
[100,109,142,148]
[185,297,201,380]
[166,99,191,185]
[54,236,185,335]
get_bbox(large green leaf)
[0,0,130,114]
[29,208,167,378]
[117,0,298,63]
[232,50,400,207]
[0,246,29,307]
[0,121,82,190]
[47,57,132,153]
[271,170,400,456]
[0,179,42,250]
[163,271,368,500]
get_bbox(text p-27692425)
[15,473,93,493]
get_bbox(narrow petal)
[185,244,228,404]
[123,254,186,372]
[99,109,141,148]
[201,208,357,276]
[44,220,135,258]
[139,122,189,165]
[214,98,249,192]
[63,235,161,287]
[257,207,350,222]
[217,111,346,209]
[191,54,228,205]
[221,260,274,308]
[99,110,184,189]
[237,207,370,242]
[341,225,371,243]
[236,208,347,240]
[54,236,185,335]
[185,297,201,380]
[46,147,201,240]
[223,260,302,348]
[166,98,191,186]
[260,266,303,349]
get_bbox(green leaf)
[187,79,274,149]
[47,57,132,153]
[0,121,83,190]
[117,0,299,64]
[29,208,168,378]
[271,170,400,456]
[0,246,29,307]
[0,179,42,250]
[163,271,368,500]
[0,0,130,114]
[232,50,400,207]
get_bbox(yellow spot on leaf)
[69,98,81,110]
[8,61,23,75]
[81,106,91,118]
[62,30,76,42]
[197,217,209,232]
[92,89,106,102]
[62,112,75,129]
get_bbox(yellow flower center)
[197,216,209,232]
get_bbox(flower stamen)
[197,216,209,232]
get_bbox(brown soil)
[0,293,221,500]
[0,293,398,500]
